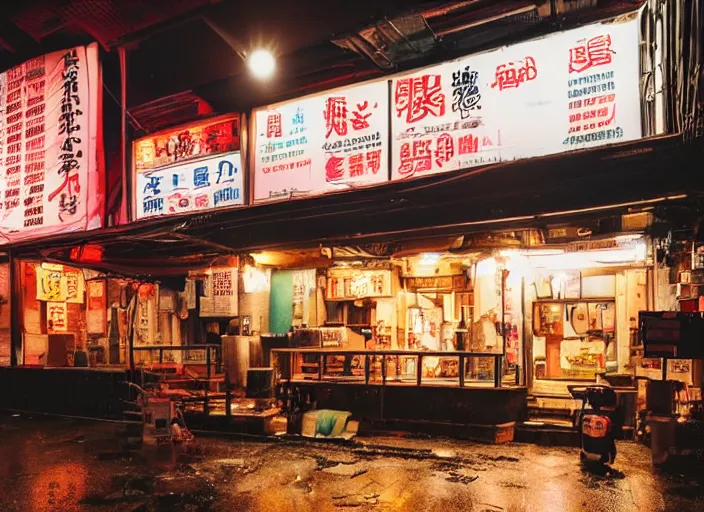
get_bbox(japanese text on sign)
[0,44,101,244]
[253,80,389,201]
[200,267,238,317]
[136,152,243,219]
[390,16,641,180]
[133,115,240,171]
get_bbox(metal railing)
[130,344,223,415]
[131,344,222,375]
[271,348,506,388]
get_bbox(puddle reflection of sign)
[47,302,68,333]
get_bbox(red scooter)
[568,384,618,465]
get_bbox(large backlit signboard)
[0,44,103,244]
[252,80,389,202]
[389,15,642,180]
[132,114,242,220]
[135,151,243,219]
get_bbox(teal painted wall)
[269,270,293,334]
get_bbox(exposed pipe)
[436,5,538,36]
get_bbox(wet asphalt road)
[0,414,702,512]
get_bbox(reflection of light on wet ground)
[30,461,88,511]
[1,414,703,512]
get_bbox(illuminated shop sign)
[252,80,389,202]
[133,114,240,171]
[135,151,244,219]
[252,14,641,201]
[0,44,103,244]
[389,15,641,180]
[326,269,392,300]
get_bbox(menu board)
[135,151,244,219]
[133,114,240,171]
[389,16,641,180]
[253,80,389,201]
[0,44,102,244]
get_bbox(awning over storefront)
[8,134,703,279]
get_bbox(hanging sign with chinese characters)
[390,15,641,180]
[0,44,103,244]
[47,301,68,333]
[200,266,238,317]
[86,280,107,335]
[253,80,389,202]
[135,151,243,219]
[133,114,240,171]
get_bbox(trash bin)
[647,414,677,466]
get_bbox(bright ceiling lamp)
[247,49,276,80]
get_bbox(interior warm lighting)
[243,265,271,293]
[247,49,275,79]
[476,257,496,276]
[418,253,441,266]
[251,252,275,266]
[527,241,647,270]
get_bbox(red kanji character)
[458,134,478,155]
[325,155,345,182]
[569,34,613,73]
[324,97,348,138]
[349,153,365,177]
[351,101,372,131]
[398,139,432,176]
[195,194,209,208]
[395,75,445,124]
[266,113,282,138]
[48,172,80,202]
[586,35,613,67]
[434,133,454,168]
[482,136,493,147]
[366,150,382,174]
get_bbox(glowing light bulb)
[247,49,275,79]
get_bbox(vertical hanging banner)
[47,301,68,333]
[253,80,389,202]
[0,44,103,244]
[86,280,107,335]
[390,14,642,180]
[132,114,242,219]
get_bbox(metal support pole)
[118,46,131,222]
[225,370,231,419]
[9,250,22,367]
[204,347,211,415]
[494,356,502,388]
